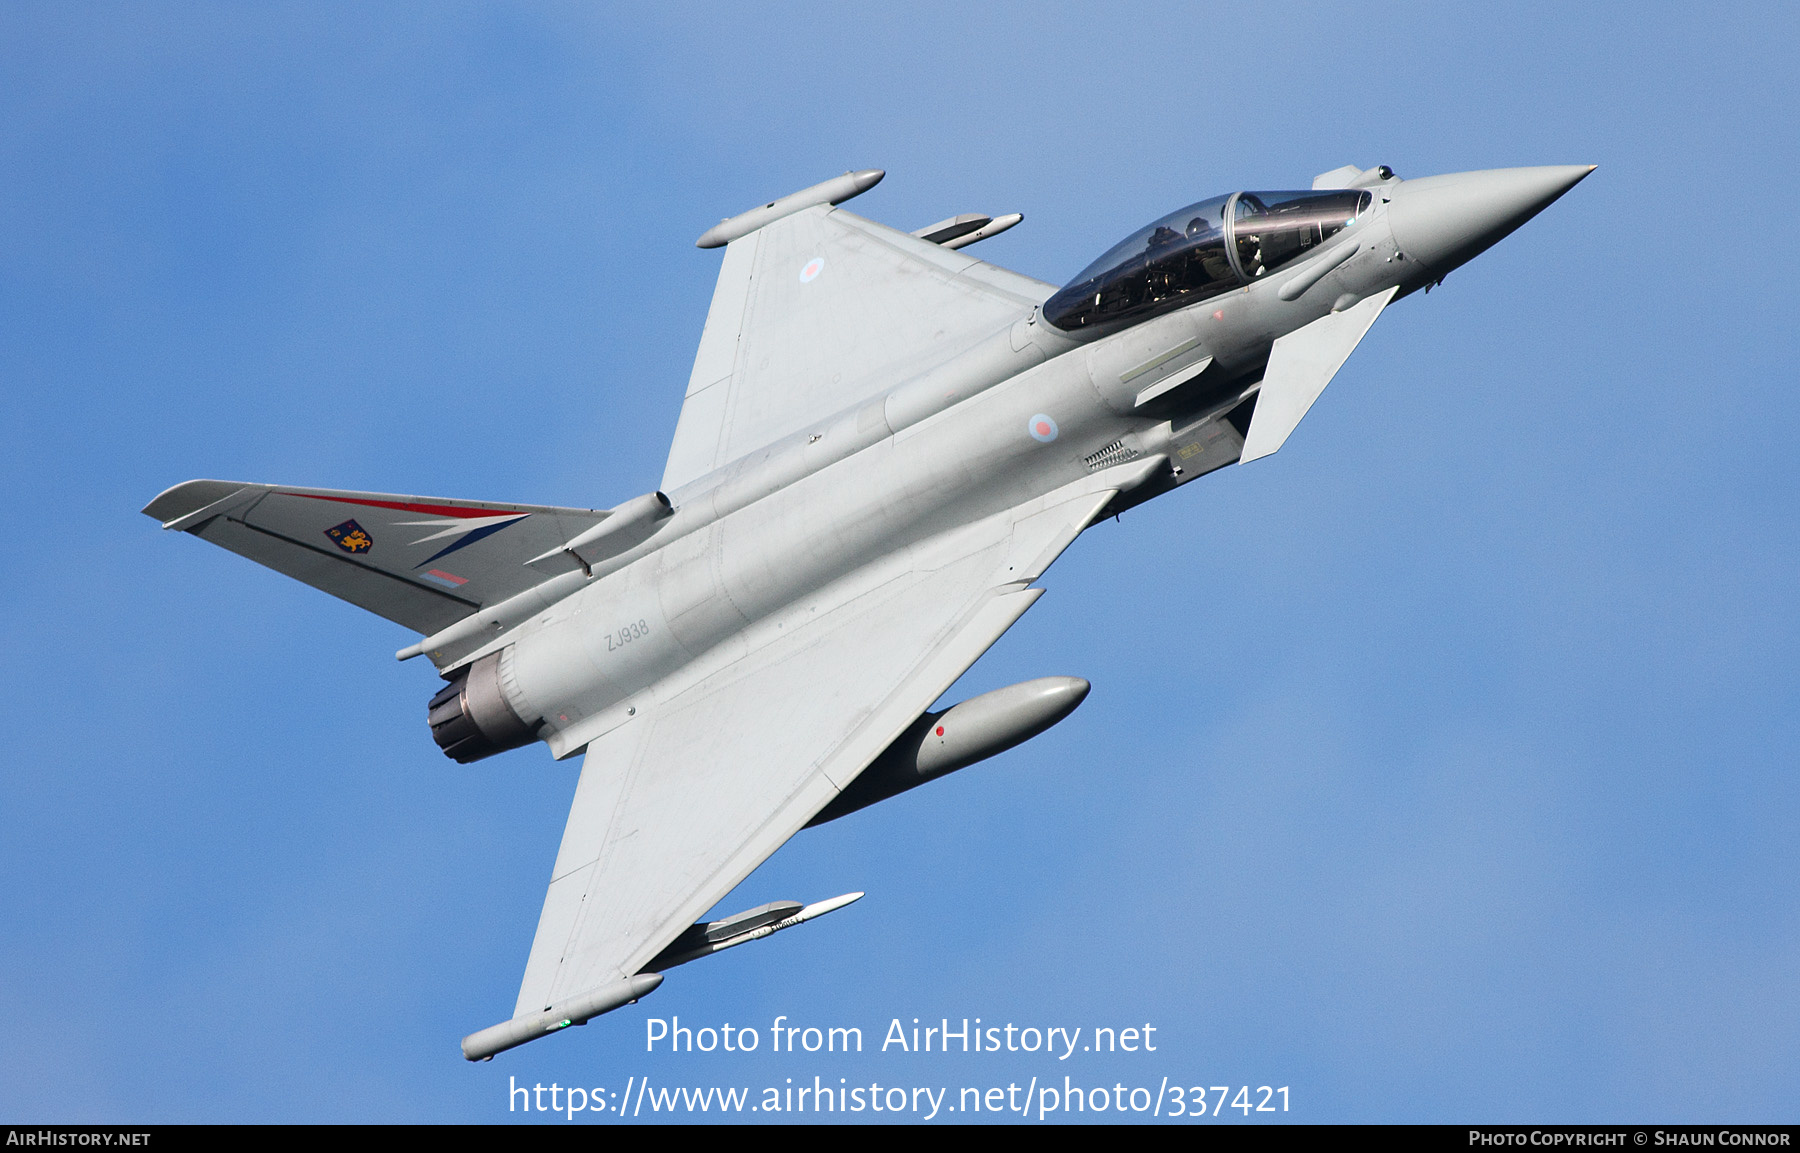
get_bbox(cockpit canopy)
[1042,189,1372,331]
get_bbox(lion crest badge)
[324,519,374,554]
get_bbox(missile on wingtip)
[460,972,664,1061]
[808,675,1090,825]
[696,170,885,249]
[643,892,866,971]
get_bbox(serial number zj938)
[605,619,652,652]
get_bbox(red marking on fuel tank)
[935,725,945,736]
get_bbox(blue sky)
[4,1,1797,1123]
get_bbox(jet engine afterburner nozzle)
[1386,164,1594,281]
[427,651,537,763]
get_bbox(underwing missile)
[939,213,1022,250]
[912,212,1023,250]
[913,213,990,244]
[644,892,865,970]
[809,676,1090,825]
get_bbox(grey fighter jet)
[143,161,1593,1059]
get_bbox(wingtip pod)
[460,972,664,1061]
[696,169,885,248]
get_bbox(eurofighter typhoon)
[144,162,1592,1059]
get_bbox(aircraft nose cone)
[1387,165,1594,278]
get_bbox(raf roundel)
[799,257,824,283]
[1027,414,1059,443]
